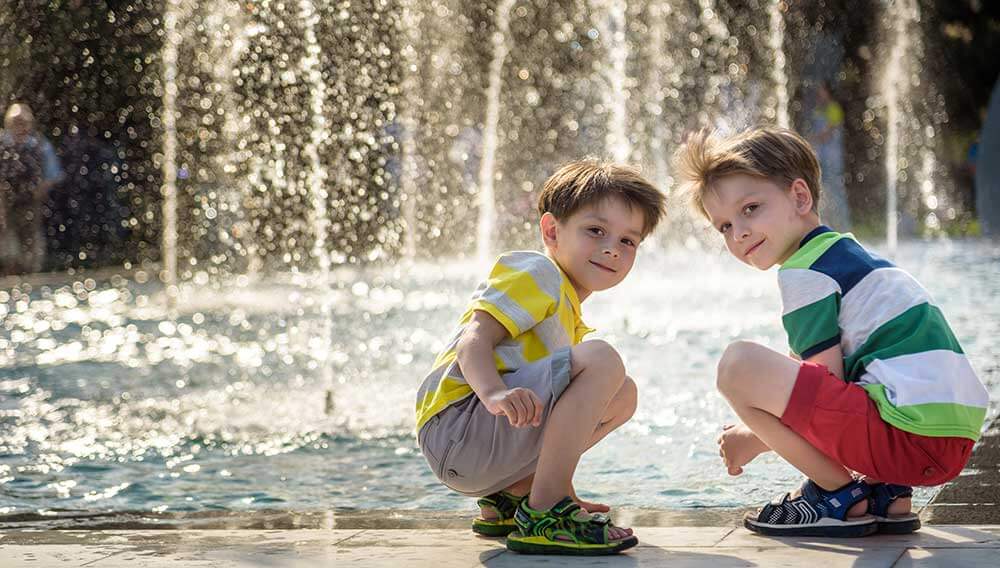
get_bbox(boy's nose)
[603,246,620,259]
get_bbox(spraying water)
[768,0,789,128]
[297,0,335,412]
[884,0,916,254]
[595,0,631,162]
[161,0,182,310]
[646,1,672,187]
[476,0,516,264]
[398,1,423,260]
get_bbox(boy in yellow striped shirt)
[415,159,665,555]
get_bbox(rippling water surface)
[2,240,998,523]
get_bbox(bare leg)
[716,340,867,517]
[485,376,638,519]
[527,340,632,539]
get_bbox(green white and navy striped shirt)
[779,226,989,441]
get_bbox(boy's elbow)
[455,328,481,365]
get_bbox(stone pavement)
[2,525,1000,567]
[3,418,998,567]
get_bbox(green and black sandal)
[472,491,526,536]
[506,497,638,555]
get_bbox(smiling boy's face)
[701,174,819,270]
[542,196,646,301]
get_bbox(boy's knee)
[716,340,761,397]
[571,340,626,389]
[620,376,638,418]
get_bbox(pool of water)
[1,239,998,523]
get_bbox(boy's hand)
[716,423,769,476]
[483,388,543,428]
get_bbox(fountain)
[0,0,995,527]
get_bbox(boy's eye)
[588,227,605,236]
[742,204,759,216]
[719,222,731,234]
[621,238,636,247]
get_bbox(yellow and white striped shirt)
[414,251,593,432]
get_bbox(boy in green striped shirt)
[673,127,989,537]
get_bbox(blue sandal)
[745,479,878,537]
[868,483,920,534]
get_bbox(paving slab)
[3,527,1000,567]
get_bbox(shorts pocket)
[909,436,951,484]
[436,438,457,480]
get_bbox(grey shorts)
[417,347,572,497]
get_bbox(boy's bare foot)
[717,423,770,475]
[567,488,631,539]
[570,486,610,513]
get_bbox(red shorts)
[780,361,974,486]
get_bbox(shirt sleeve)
[464,252,561,338]
[779,269,842,359]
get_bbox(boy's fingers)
[722,424,735,431]
[527,391,543,425]
[502,401,519,426]
[510,396,527,427]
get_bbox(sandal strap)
[800,479,871,520]
[514,497,615,544]
[758,479,870,526]
[868,483,913,517]
[476,491,526,520]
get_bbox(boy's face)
[701,174,817,270]
[542,196,645,301]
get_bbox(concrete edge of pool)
[0,419,997,566]
[2,525,1000,567]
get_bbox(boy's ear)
[790,179,814,214]
[540,212,559,248]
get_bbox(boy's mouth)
[744,239,765,257]
[589,260,617,273]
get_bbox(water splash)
[476,0,516,264]
[595,0,631,162]
[884,0,918,254]
[768,0,789,128]
[161,0,183,309]
[645,1,674,188]
[297,0,335,412]
[398,1,423,260]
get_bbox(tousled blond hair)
[672,127,822,219]
[538,159,666,238]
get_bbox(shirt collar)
[799,225,833,248]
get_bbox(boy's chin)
[740,256,774,270]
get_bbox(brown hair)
[672,127,822,219]
[537,159,665,238]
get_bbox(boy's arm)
[804,344,845,381]
[456,309,544,428]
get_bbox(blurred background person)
[1,103,63,273]
[808,82,851,231]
